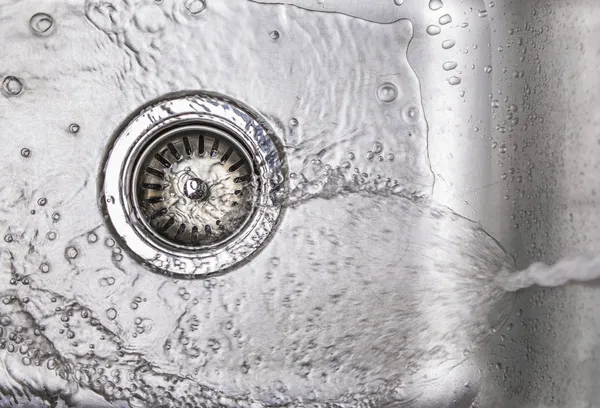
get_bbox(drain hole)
[102,93,285,277]
[133,124,256,248]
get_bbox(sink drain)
[102,93,286,277]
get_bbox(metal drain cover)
[102,93,286,277]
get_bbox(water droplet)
[37,198,47,206]
[69,123,80,134]
[269,30,280,40]
[20,148,31,158]
[29,13,53,35]
[478,9,488,18]
[377,83,398,103]
[184,0,206,14]
[52,212,60,222]
[426,25,441,36]
[4,234,13,243]
[373,142,384,154]
[66,247,79,259]
[289,118,298,127]
[484,65,492,73]
[2,76,23,97]
[429,0,443,10]
[442,39,456,49]
[40,263,50,273]
[439,14,452,25]
[393,0,404,5]
[461,22,469,28]
[442,61,458,71]
[448,76,462,85]
[106,308,117,320]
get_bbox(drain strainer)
[102,93,286,277]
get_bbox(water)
[0,0,595,407]
[496,256,600,292]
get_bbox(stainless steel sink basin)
[0,0,599,407]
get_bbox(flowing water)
[0,0,597,407]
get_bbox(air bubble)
[439,14,452,25]
[448,76,462,85]
[348,152,356,160]
[373,142,384,154]
[29,13,53,35]
[184,0,206,14]
[377,83,398,103]
[20,148,31,158]
[387,153,395,161]
[429,0,443,10]
[37,198,47,206]
[52,212,60,222]
[47,231,57,241]
[69,123,80,134]
[2,76,23,97]
[106,308,117,321]
[105,238,115,248]
[366,151,375,160]
[66,247,79,259]
[289,118,298,127]
[442,61,458,71]
[269,30,280,40]
[4,234,13,243]
[88,233,98,243]
[426,25,441,36]
[442,39,456,49]
[40,263,50,273]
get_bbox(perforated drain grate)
[102,93,286,277]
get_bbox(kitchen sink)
[1,0,599,407]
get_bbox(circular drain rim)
[102,93,286,277]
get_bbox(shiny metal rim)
[102,93,286,277]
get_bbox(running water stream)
[496,256,600,292]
